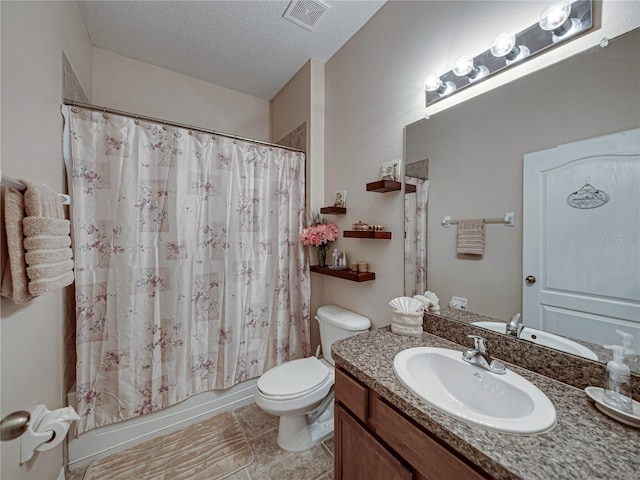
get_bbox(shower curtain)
[404,178,429,296]
[63,106,310,433]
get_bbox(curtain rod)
[63,99,305,154]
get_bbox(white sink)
[472,321,598,361]
[393,347,556,434]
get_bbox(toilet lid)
[257,357,330,397]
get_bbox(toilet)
[254,305,370,451]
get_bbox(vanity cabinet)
[335,368,489,480]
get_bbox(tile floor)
[67,403,334,480]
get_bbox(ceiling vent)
[283,0,331,31]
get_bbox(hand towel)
[21,180,74,295]
[457,218,485,255]
[1,187,34,304]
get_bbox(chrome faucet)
[463,335,506,374]
[506,313,524,338]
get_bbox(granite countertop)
[332,328,639,480]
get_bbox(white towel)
[21,180,74,295]
[457,218,485,255]
[1,187,34,304]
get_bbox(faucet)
[506,313,524,338]
[463,335,506,374]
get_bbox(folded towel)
[1,187,34,304]
[457,218,485,255]
[20,180,74,295]
[25,248,73,265]
[23,179,65,218]
[27,259,75,280]
[22,217,70,236]
[29,271,76,296]
[24,235,71,250]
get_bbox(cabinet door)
[335,404,414,480]
[376,399,487,480]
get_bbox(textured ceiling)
[79,1,386,100]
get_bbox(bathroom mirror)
[403,29,640,370]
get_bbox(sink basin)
[472,321,598,361]
[393,347,556,434]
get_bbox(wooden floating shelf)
[344,230,392,239]
[405,184,416,193]
[320,206,347,215]
[310,266,375,282]
[366,180,402,192]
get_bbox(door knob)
[525,275,537,285]
[1,411,30,441]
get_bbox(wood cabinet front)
[335,367,489,480]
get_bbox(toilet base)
[277,399,334,452]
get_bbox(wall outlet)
[450,296,468,310]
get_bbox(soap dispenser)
[615,329,638,371]
[603,344,633,413]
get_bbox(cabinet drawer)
[335,368,368,422]
[376,398,487,480]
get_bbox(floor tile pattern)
[67,403,334,480]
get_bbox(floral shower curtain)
[404,178,429,296]
[63,106,310,433]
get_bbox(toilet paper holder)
[9,404,80,464]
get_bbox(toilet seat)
[257,357,333,400]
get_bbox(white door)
[523,128,640,352]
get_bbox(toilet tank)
[316,305,371,366]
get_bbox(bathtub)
[67,378,257,468]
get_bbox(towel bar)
[442,213,515,227]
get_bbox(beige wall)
[271,62,311,146]
[0,2,93,479]
[270,59,326,353]
[92,48,270,141]
[323,0,640,328]
[270,59,325,211]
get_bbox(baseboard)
[67,379,257,469]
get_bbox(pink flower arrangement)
[299,222,339,247]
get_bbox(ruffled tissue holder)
[391,310,424,337]
[389,296,425,337]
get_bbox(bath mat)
[83,411,254,480]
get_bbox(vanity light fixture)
[424,0,592,107]
[490,32,530,65]
[452,56,489,82]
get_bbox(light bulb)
[424,73,443,92]
[539,1,571,31]
[452,55,488,82]
[490,32,516,58]
[539,1,582,42]
[452,56,475,77]
[490,32,530,64]
[424,73,455,96]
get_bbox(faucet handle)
[467,334,487,352]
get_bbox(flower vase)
[317,244,328,268]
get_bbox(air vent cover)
[283,0,331,31]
